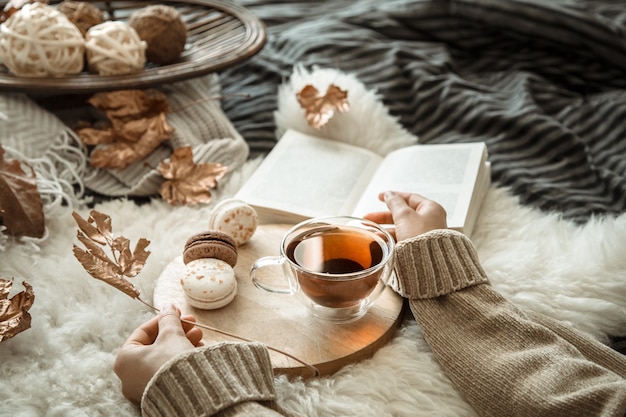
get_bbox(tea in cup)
[250,216,395,323]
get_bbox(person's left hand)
[114,304,204,404]
[364,191,447,242]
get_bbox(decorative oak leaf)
[0,146,45,238]
[158,146,228,205]
[72,210,150,299]
[296,84,350,129]
[76,89,175,170]
[1,0,39,23]
[0,278,35,343]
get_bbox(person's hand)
[364,191,447,241]
[114,304,204,404]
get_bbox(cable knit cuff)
[142,342,277,417]
[390,229,489,299]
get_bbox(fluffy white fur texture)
[1,67,625,417]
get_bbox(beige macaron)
[180,258,237,310]
[208,198,258,246]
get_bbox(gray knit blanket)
[219,0,626,224]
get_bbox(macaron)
[183,231,238,267]
[208,198,258,246]
[180,258,237,310]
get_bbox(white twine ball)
[85,21,147,76]
[0,2,85,77]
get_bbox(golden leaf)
[125,237,151,278]
[296,84,350,129]
[76,128,115,146]
[72,209,112,245]
[0,278,35,343]
[1,0,41,23]
[72,210,151,299]
[76,90,175,169]
[90,90,170,122]
[0,146,45,238]
[158,146,228,205]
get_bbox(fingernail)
[160,303,176,313]
[383,191,395,200]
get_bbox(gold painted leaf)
[76,231,110,264]
[125,238,151,278]
[296,84,350,129]
[0,146,45,238]
[0,278,35,343]
[88,210,113,243]
[90,90,170,123]
[158,146,228,205]
[72,245,140,299]
[72,210,151,299]
[76,90,175,169]
[75,128,115,146]
[72,210,109,245]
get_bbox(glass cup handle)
[250,255,293,294]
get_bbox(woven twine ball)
[0,2,85,77]
[57,1,105,36]
[128,4,187,65]
[85,21,147,76]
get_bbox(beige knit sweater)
[141,230,626,417]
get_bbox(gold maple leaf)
[158,146,228,205]
[0,278,35,343]
[76,89,175,170]
[296,84,350,129]
[72,210,150,299]
[0,146,45,238]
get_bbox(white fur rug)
[1,67,626,417]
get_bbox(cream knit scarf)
[0,73,249,247]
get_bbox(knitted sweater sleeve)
[141,342,283,417]
[392,229,626,417]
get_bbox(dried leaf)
[76,90,175,169]
[126,237,151,278]
[158,146,228,205]
[72,210,151,299]
[72,246,140,298]
[296,84,350,129]
[76,230,111,265]
[87,210,113,242]
[1,0,42,23]
[76,128,115,146]
[0,146,45,238]
[72,210,111,245]
[111,235,150,278]
[0,278,35,343]
[90,90,170,123]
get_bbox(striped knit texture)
[0,93,90,211]
[221,0,626,223]
[527,310,626,379]
[412,288,626,417]
[392,229,489,299]
[141,342,277,417]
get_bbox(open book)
[235,129,491,236]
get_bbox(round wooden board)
[153,224,405,379]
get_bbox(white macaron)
[208,198,258,246]
[180,258,237,310]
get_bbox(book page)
[351,143,487,230]
[463,161,491,237]
[235,130,383,220]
